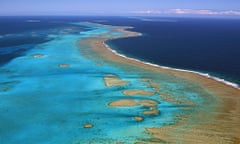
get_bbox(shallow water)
[0,22,219,143]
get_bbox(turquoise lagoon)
[0,22,218,143]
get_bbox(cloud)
[132,9,240,16]
[168,9,240,15]
[132,10,162,14]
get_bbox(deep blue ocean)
[103,17,240,85]
[0,16,240,85]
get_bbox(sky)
[0,0,240,17]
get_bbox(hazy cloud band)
[132,9,240,16]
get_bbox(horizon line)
[0,15,240,20]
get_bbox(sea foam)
[103,42,240,90]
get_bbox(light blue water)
[0,22,217,143]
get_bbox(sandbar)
[83,123,93,128]
[134,116,144,122]
[142,109,160,115]
[108,99,138,107]
[104,74,128,87]
[139,100,159,107]
[32,54,44,58]
[123,89,154,96]
[59,64,70,68]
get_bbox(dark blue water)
[0,16,117,65]
[1,16,240,85]
[0,16,125,65]
[103,17,240,85]
[0,16,90,65]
